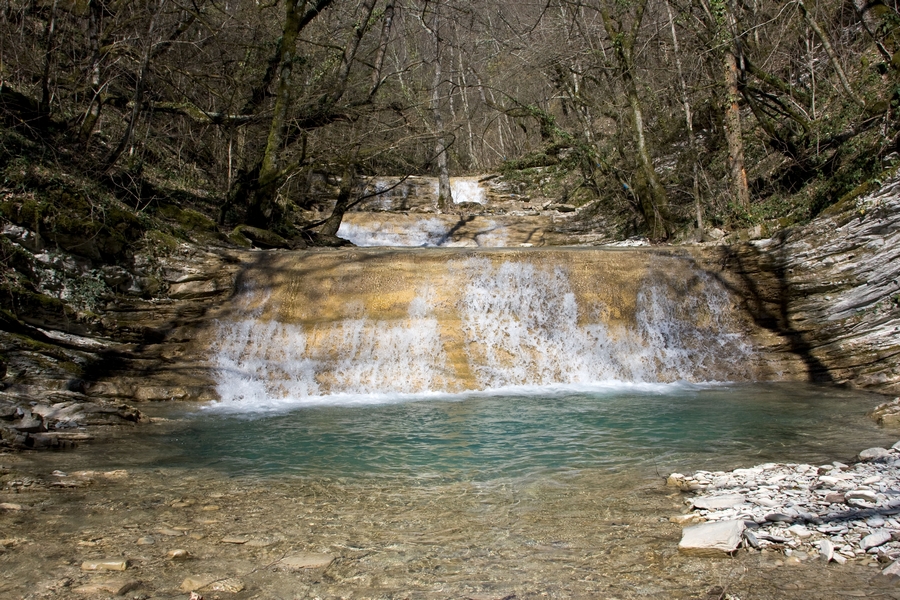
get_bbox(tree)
[597,0,672,239]
[698,0,750,210]
[244,0,337,228]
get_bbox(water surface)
[141,382,895,482]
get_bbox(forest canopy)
[1,0,899,241]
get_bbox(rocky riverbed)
[3,409,900,600]
[669,398,900,577]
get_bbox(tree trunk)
[246,0,305,227]
[627,85,670,239]
[430,0,452,211]
[665,0,703,238]
[319,164,357,236]
[699,0,751,212]
[723,49,750,209]
[104,4,160,172]
[369,2,394,100]
[39,0,59,117]
[853,0,893,62]
[79,0,103,142]
[599,0,670,239]
[798,0,866,107]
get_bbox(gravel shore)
[670,435,900,572]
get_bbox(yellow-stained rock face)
[194,247,788,405]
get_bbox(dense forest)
[1,0,899,245]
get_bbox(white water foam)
[430,178,487,204]
[201,380,708,415]
[338,218,449,247]
[209,259,753,411]
[451,178,486,204]
[455,258,750,387]
[338,218,508,248]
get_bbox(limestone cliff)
[707,177,900,393]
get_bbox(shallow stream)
[4,383,900,599]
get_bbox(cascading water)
[151,245,889,487]
[456,258,751,387]
[337,176,517,247]
[448,177,487,204]
[213,288,449,403]
[209,249,755,410]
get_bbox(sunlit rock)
[859,447,891,461]
[691,495,746,510]
[861,530,892,551]
[678,520,745,557]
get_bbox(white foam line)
[199,380,732,416]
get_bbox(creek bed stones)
[669,439,900,573]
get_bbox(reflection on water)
[143,383,894,482]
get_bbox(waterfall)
[449,178,487,204]
[208,249,755,408]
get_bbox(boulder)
[678,520,745,557]
[12,412,44,433]
[845,490,879,504]
[859,447,891,461]
[861,530,892,551]
[883,560,900,578]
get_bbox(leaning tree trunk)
[318,165,357,236]
[599,0,671,240]
[103,6,159,173]
[797,0,866,107]
[246,0,305,228]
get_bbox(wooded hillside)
[1,0,898,242]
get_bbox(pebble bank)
[670,404,900,575]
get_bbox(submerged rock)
[277,552,335,570]
[73,578,139,595]
[81,559,128,572]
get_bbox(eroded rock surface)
[705,177,900,393]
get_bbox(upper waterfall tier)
[333,175,593,248]
[201,248,774,407]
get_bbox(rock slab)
[692,495,746,510]
[678,520,745,557]
[81,560,128,572]
[73,578,139,595]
